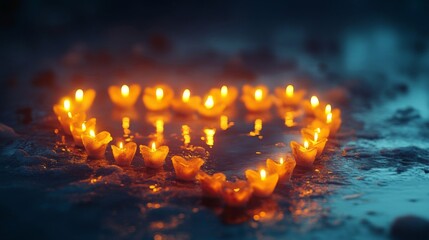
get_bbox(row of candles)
[53,84,342,208]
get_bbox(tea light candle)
[70,117,96,146]
[108,84,141,108]
[196,171,226,198]
[302,131,328,157]
[171,156,205,181]
[266,155,296,182]
[74,88,96,112]
[53,98,76,135]
[221,180,253,207]
[111,141,137,167]
[143,85,174,111]
[326,109,342,136]
[274,84,306,106]
[171,89,201,115]
[197,95,226,118]
[290,140,318,168]
[241,85,273,112]
[209,85,238,107]
[82,130,112,159]
[139,142,169,169]
[245,169,279,197]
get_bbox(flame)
[285,111,295,127]
[156,119,164,133]
[75,89,84,102]
[286,85,294,98]
[315,128,321,133]
[204,95,214,109]
[81,122,86,131]
[255,119,262,133]
[121,85,130,97]
[204,128,216,147]
[122,117,130,129]
[182,89,190,103]
[119,142,123,149]
[310,96,319,108]
[89,129,96,138]
[314,132,319,142]
[254,89,263,101]
[304,140,309,149]
[221,85,228,98]
[260,169,267,181]
[67,112,72,118]
[151,142,157,152]
[325,104,332,114]
[155,88,164,100]
[233,188,240,192]
[279,157,284,164]
[63,99,71,111]
[327,112,332,124]
[220,115,229,130]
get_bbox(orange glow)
[285,111,295,127]
[279,157,284,164]
[155,88,164,101]
[118,142,123,149]
[327,112,333,124]
[182,89,190,103]
[233,188,240,192]
[221,85,228,98]
[304,140,309,149]
[314,132,319,142]
[315,128,321,133]
[286,85,294,98]
[182,125,191,145]
[151,142,157,152]
[81,122,86,131]
[75,89,84,102]
[121,85,130,97]
[63,99,71,111]
[89,129,96,138]
[156,119,164,133]
[310,96,319,108]
[204,95,214,109]
[220,115,229,130]
[325,104,332,114]
[122,117,130,129]
[254,89,263,101]
[204,128,216,147]
[260,169,267,181]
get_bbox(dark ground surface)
[1,1,429,239]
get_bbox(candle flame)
[204,95,214,109]
[119,142,123,149]
[81,122,86,131]
[155,88,164,101]
[64,99,71,111]
[67,112,72,118]
[315,128,321,133]
[121,85,130,97]
[279,157,284,164]
[254,89,263,101]
[314,132,319,142]
[89,129,96,138]
[286,85,294,98]
[327,112,333,124]
[221,85,228,98]
[75,89,84,102]
[304,140,309,149]
[151,142,157,152]
[233,188,240,192]
[182,89,190,103]
[260,169,267,181]
[310,96,319,108]
[325,104,332,114]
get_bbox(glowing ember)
[121,85,130,97]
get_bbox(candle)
[139,142,169,169]
[209,85,238,107]
[73,88,96,112]
[266,155,296,182]
[203,128,216,147]
[241,85,273,112]
[171,89,201,115]
[274,84,306,106]
[303,95,323,115]
[142,85,174,111]
[197,95,226,118]
[221,180,253,207]
[108,84,141,108]
[301,126,330,140]
[302,131,328,157]
[53,98,77,135]
[290,140,318,168]
[82,130,112,159]
[70,117,96,146]
[245,169,279,197]
[309,108,342,136]
[111,141,137,167]
[171,156,205,181]
[196,171,226,198]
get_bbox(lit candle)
[310,96,319,109]
[143,85,174,111]
[73,88,96,112]
[245,169,279,197]
[203,128,216,147]
[209,85,238,107]
[81,130,112,159]
[290,140,318,168]
[171,155,205,181]
[53,98,77,135]
[111,141,137,167]
[274,84,306,106]
[301,126,330,140]
[266,155,296,182]
[70,118,96,146]
[139,142,169,169]
[241,85,273,112]
[220,180,253,208]
[326,109,342,136]
[171,89,201,115]
[196,171,226,198]
[108,84,141,108]
[197,95,226,118]
[302,131,328,157]
[182,124,191,146]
